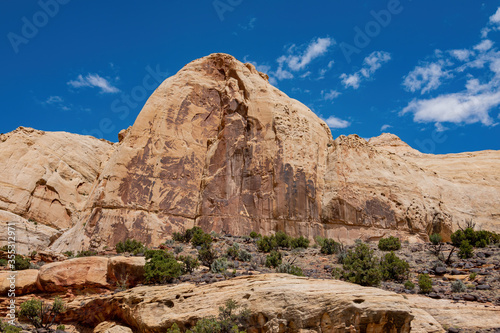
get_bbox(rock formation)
[61,274,442,332]
[0,53,499,253]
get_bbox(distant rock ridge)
[0,53,499,253]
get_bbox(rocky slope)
[0,53,499,253]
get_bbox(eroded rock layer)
[0,54,499,252]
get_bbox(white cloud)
[44,96,63,104]
[474,39,494,52]
[323,116,351,128]
[340,51,391,89]
[239,17,257,31]
[449,49,474,62]
[380,124,392,131]
[67,74,120,93]
[490,7,500,25]
[401,90,500,126]
[321,90,341,101]
[403,61,452,94]
[281,37,334,71]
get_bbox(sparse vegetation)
[379,252,409,282]
[256,235,277,253]
[144,249,182,284]
[458,240,474,259]
[265,250,282,268]
[404,280,415,290]
[418,273,433,293]
[211,257,228,274]
[451,280,466,293]
[198,244,217,267]
[116,239,145,254]
[179,255,200,274]
[290,236,310,249]
[20,297,65,329]
[249,231,260,239]
[76,250,97,257]
[13,254,31,270]
[378,236,401,251]
[341,243,381,286]
[319,238,341,255]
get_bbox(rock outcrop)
[0,54,499,253]
[61,274,442,332]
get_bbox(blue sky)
[1,0,499,154]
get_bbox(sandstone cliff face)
[0,127,114,253]
[0,54,499,253]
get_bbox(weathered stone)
[107,256,145,287]
[93,321,133,333]
[0,269,40,295]
[62,274,441,332]
[38,256,109,292]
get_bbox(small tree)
[378,236,401,251]
[144,250,182,284]
[265,250,282,268]
[320,238,340,255]
[379,252,409,282]
[20,297,65,329]
[198,244,217,267]
[115,239,144,254]
[179,255,200,274]
[341,243,381,286]
[290,236,310,249]
[458,240,473,259]
[418,274,432,293]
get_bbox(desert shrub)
[63,251,74,258]
[451,228,497,249]
[198,244,217,267]
[188,299,249,333]
[226,243,240,260]
[172,232,185,242]
[265,250,282,268]
[378,236,401,251]
[238,249,252,262]
[276,263,304,276]
[275,231,291,248]
[56,325,65,331]
[341,243,381,286]
[211,257,228,274]
[429,233,442,245]
[290,236,310,249]
[469,272,477,281]
[314,236,326,247]
[249,231,260,239]
[166,323,182,333]
[379,252,410,282]
[179,255,200,274]
[458,240,473,259]
[144,249,182,284]
[404,280,415,290]
[20,297,65,329]
[418,273,432,293]
[116,239,144,254]
[174,245,184,254]
[13,255,30,270]
[0,323,21,333]
[191,230,213,247]
[0,258,7,266]
[451,280,466,293]
[76,250,97,257]
[320,238,340,255]
[256,235,277,253]
[451,229,466,247]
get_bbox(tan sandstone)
[94,321,133,333]
[37,256,109,292]
[107,256,145,287]
[61,273,442,332]
[0,269,40,295]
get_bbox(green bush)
[13,255,31,270]
[276,263,304,276]
[458,240,473,259]
[265,250,282,268]
[1,323,21,333]
[418,273,432,293]
[275,231,291,248]
[341,243,381,286]
[0,258,8,266]
[187,299,249,333]
[451,280,466,293]
[191,230,213,247]
[238,249,252,262]
[451,228,498,248]
[144,249,182,284]
[314,236,326,248]
[76,250,97,257]
[249,231,260,239]
[166,323,182,333]
[179,255,200,274]
[469,272,477,281]
[211,257,228,274]
[172,232,185,242]
[115,239,144,254]
[379,252,409,282]
[256,235,277,253]
[404,280,415,290]
[63,251,74,258]
[451,229,466,247]
[378,236,401,251]
[20,297,65,329]
[226,243,240,260]
[198,244,217,267]
[429,233,442,245]
[320,238,340,255]
[290,236,310,249]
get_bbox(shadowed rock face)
[0,54,499,253]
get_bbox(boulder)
[38,256,109,292]
[94,321,133,333]
[0,269,40,295]
[107,256,145,287]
